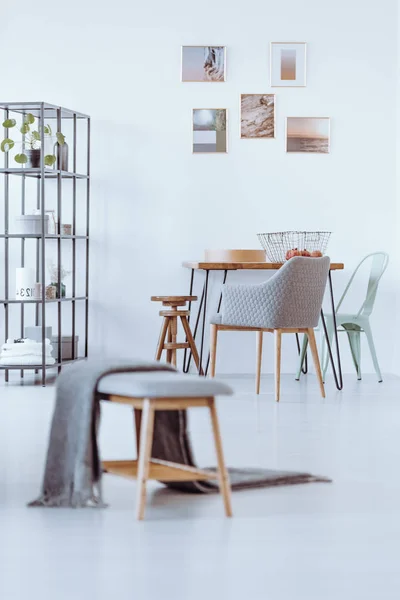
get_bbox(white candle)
[16,268,35,301]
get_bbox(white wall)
[1,0,398,375]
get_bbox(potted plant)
[1,113,65,168]
[48,262,71,298]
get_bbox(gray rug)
[148,408,330,493]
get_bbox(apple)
[285,248,301,260]
[310,250,323,257]
[301,250,311,257]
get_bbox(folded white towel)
[0,356,56,366]
[0,348,53,358]
[2,338,51,351]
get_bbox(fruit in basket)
[301,249,311,257]
[310,250,323,257]
[285,248,301,260]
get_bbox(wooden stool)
[99,372,233,520]
[151,295,202,373]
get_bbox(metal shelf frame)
[0,101,90,385]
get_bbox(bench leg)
[136,399,155,520]
[208,398,233,517]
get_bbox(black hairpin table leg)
[183,271,205,373]
[320,271,343,391]
[295,333,308,375]
[205,269,228,376]
[198,270,209,374]
[182,268,194,372]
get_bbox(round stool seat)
[151,295,197,303]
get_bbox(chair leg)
[181,316,203,375]
[344,327,362,380]
[155,317,169,361]
[256,331,263,394]
[295,335,309,381]
[274,329,282,402]
[307,328,326,398]
[208,398,233,517]
[364,322,383,382]
[136,399,155,521]
[210,324,218,378]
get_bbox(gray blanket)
[29,359,329,508]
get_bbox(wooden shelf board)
[102,459,217,482]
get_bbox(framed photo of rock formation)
[240,94,275,139]
[192,109,227,153]
[181,46,226,82]
[286,117,330,153]
[270,42,306,87]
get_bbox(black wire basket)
[257,231,331,262]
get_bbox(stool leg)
[166,320,173,364]
[136,399,155,520]
[155,317,169,361]
[208,398,233,517]
[170,316,177,367]
[181,316,203,375]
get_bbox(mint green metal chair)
[296,252,389,383]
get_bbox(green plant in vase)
[1,113,65,168]
[48,262,71,298]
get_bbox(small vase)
[51,282,66,298]
[25,148,41,168]
[54,141,69,172]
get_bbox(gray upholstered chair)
[210,256,330,401]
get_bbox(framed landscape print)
[240,94,275,138]
[181,46,226,82]
[270,42,306,87]
[192,109,227,153]
[286,117,330,154]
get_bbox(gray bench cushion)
[97,371,233,399]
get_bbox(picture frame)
[286,117,330,154]
[270,42,307,87]
[192,109,227,154]
[181,46,226,82]
[240,94,275,139]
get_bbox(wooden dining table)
[182,261,345,390]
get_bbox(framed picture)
[181,46,226,82]
[286,117,330,154]
[270,42,306,87]
[192,109,227,153]
[240,94,275,138]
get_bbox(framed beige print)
[240,94,275,138]
[181,46,226,82]
[286,117,330,153]
[192,109,227,153]
[270,42,306,87]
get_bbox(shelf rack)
[0,101,90,386]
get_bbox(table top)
[183,261,344,271]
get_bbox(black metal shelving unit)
[0,102,90,386]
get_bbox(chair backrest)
[336,252,389,318]
[261,256,330,328]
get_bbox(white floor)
[1,372,400,599]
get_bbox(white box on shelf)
[15,215,49,235]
